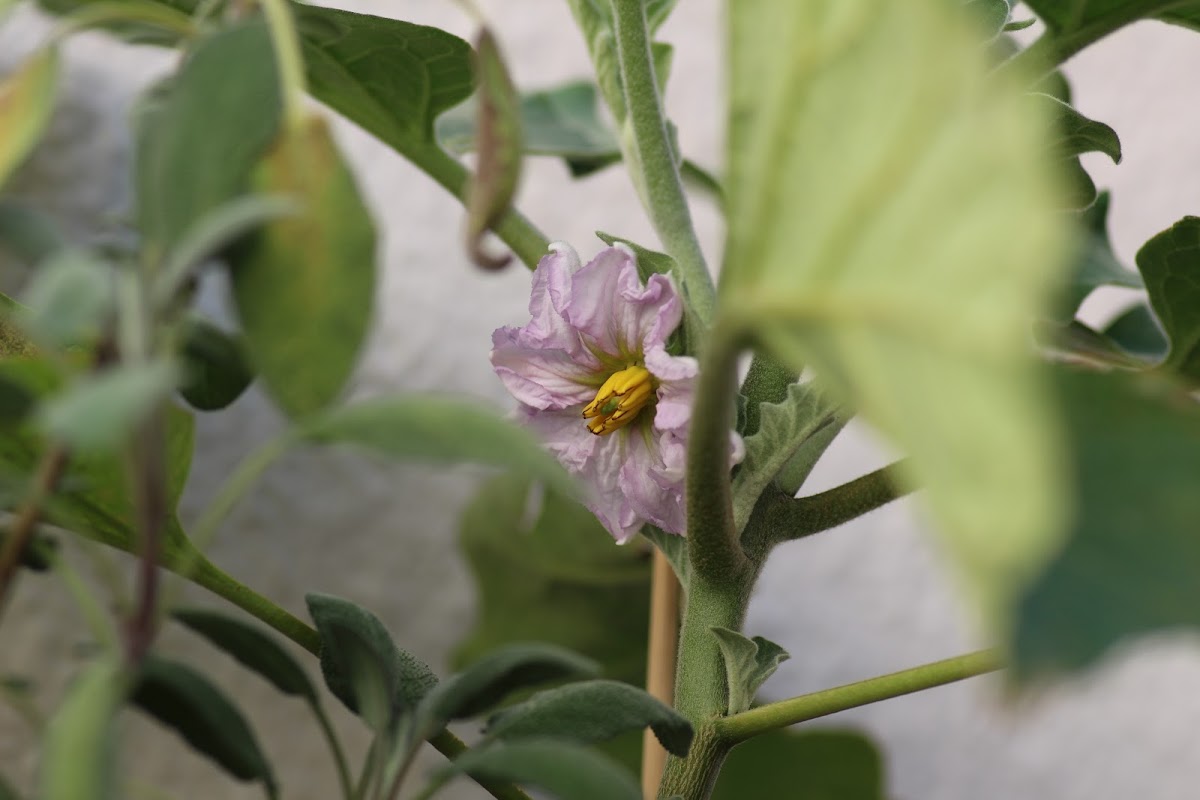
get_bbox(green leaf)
[41,660,124,800]
[722,0,1072,622]
[155,193,298,310]
[0,47,59,190]
[173,607,317,702]
[640,525,688,586]
[136,19,280,259]
[712,729,885,800]
[298,396,577,498]
[1135,216,1200,380]
[296,4,473,152]
[16,250,113,349]
[0,200,65,268]
[1035,320,1149,369]
[439,81,618,170]
[1103,303,1168,360]
[0,772,18,800]
[964,0,1011,36]
[594,232,674,281]
[177,316,254,412]
[438,740,640,800]
[38,361,179,452]
[230,115,375,418]
[419,644,597,734]
[1024,1,1200,50]
[131,656,277,797]
[709,628,790,715]
[464,29,523,270]
[731,382,838,532]
[1057,191,1142,319]
[1039,93,1121,163]
[486,679,692,757]
[305,593,438,729]
[1012,371,1200,679]
[0,358,196,566]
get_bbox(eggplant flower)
[491,243,740,542]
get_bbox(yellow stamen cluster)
[581,365,655,436]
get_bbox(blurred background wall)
[2,2,1200,798]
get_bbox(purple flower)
[491,243,740,543]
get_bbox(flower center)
[581,365,655,436]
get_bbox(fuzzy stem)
[714,649,1001,744]
[610,0,715,325]
[765,459,913,544]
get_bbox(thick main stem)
[610,0,715,325]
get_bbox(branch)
[714,649,1001,744]
[124,410,168,666]
[0,445,69,612]
[611,0,715,326]
[760,459,914,546]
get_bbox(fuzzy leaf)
[1058,192,1142,319]
[173,608,317,702]
[437,741,640,800]
[38,362,178,452]
[486,679,692,757]
[231,115,376,418]
[713,729,885,800]
[1038,94,1121,163]
[419,644,597,734]
[132,656,277,797]
[731,382,838,532]
[0,47,59,189]
[723,0,1072,623]
[306,593,437,729]
[298,396,577,498]
[16,250,113,349]
[1103,303,1168,361]
[710,628,789,715]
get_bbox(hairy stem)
[764,459,914,545]
[611,0,715,325]
[125,410,168,666]
[714,649,1001,744]
[0,445,69,613]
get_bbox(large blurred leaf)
[230,115,375,418]
[295,4,473,154]
[1135,216,1200,381]
[487,679,692,758]
[131,656,277,797]
[299,397,577,498]
[38,361,178,452]
[0,47,59,190]
[0,358,195,565]
[1013,371,1200,679]
[16,250,113,349]
[712,729,885,800]
[136,20,280,259]
[41,660,124,800]
[721,0,1071,621]
[436,741,640,800]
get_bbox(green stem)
[761,459,913,546]
[429,730,535,800]
[714,649,1001,744]
[259,0,308,130]
[610,0,715,324]
[685,321,750,584]
[404,142,550,270]
[311,699,356,800]
[52,1,196,42]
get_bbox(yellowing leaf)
[0,47,59,189]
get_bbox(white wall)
[2,2,1199,798]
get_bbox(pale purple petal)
[565,247,682,358]
[491,327,597,410]
[524,245,586,357]
[515,404,597,473]
[621,429,687,535]
[645,346,697,432]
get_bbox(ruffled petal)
[645,346,697,432]
[565,247,682,359]
[516,404,597,473]
[491,327,597,410]
[620,428,687,535]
